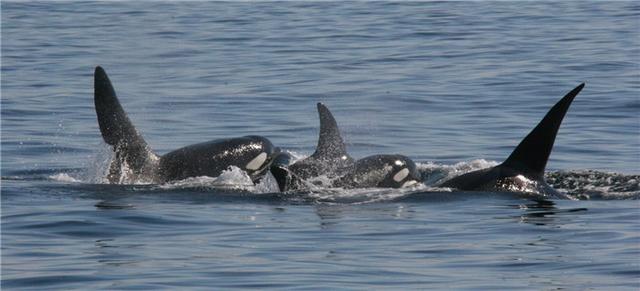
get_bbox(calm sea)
[2,2,639,290]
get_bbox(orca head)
[234,135,279,181]
[346,154,421,189]
[377,155,421,188]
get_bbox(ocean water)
[2,1,639,290]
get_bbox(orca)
[334,154,421,189]
[270,103,355,191]
[94,66,278,184]
[439,83,585,197]
[270,103,420,191]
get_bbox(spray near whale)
[270,103,420,192]
[94,66,278,184]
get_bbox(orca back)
[158,136,276,182]
[500,83,584,178]
[95,66,147,149]
[293,103,354,178]
[311,103,352,162]
[94,66,158,182]
[440,83,584,197]
[270,103,354,191]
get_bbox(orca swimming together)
[439,83,585,197]
[270,103,420,192]
[92,65,585,198]
[94,66,279,184]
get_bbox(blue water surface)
[2,1,639,290]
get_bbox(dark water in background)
[2,1,639,290]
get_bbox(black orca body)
[270,103,354,191]
[270,103,420,191]
[334,154,421,189]
[287,103,355,179]
[439,83,585,197]
[94,66,278,184]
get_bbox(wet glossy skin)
[95,66,279,184]
[335,154,421,189]
[441,166,563,197]
[159,136,277,183]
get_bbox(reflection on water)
[314,203,417,229]
[510,200,588,226]
[3,178,638,290]
[95,201,135,210]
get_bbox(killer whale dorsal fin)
[311,103,350,160]
[501,83,585,177]
[94,66,148,149]
[94,66,155,181]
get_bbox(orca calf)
[333,154,421,189]
[270,103,355,191]
[439,83,585,197]
[271,103,420,191]
[94,66,278,184]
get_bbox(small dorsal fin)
[501,83,585,177]
[94,66,155,182]
[311,103,351,161]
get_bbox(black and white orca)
[439,83,585,197]
[333,154,421,189]
[270,103,420,191]
[94,66,278,184]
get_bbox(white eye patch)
[393,168,409,182]
[245,152,267,171]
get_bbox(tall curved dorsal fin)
[94,66,148,149]
[501,83,585,177]
[311,103,350,161]
[94,66,155,181]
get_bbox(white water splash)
[306,183,439,204]
[153,166,279,193]
[49,173,82,183]
[253,172,281,193]
[442,159,498,175]
[81,142,115,184]
[159,166,254,190]
[48,143,114,184]
[546,170,640,200]
[416,159,498,185]
[46,146,639,201]
[284,150,307,163]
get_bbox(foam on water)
[306,183,440,204]
[416,159,499,185]
[157,166,281,194]
[546,170,640,200]
[46,147,639,201]
[48,173,82,183]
